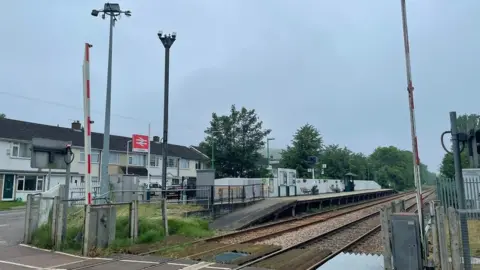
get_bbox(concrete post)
[381,206,393,270]
[24,194,32,244]
[133,200,138,240]
[83,205,92,256]
[51,196,59,247]
[436,206,449,270]
[429,201,440,269]
[447,207,462,270]
[55,202,64,250]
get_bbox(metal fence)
[66,184,265,208]
[24,194,59,249]
[434,177,480,270]
[436,176,480,210]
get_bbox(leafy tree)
[420,163,438,185]
[280,124,323,178]
[369,146,415,190]
[318,144,353,179]
[0,113,5,119]
[199,105,271,178]
[439,151,469,179]
[439,113,480,177]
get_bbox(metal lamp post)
[91,3,131,199]
[266,137,275,169]
[158,31,176,237]
[125,140,132,174]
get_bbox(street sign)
[307,156,318,165]
[132,134,149,153]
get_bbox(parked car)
[166,186,182,200]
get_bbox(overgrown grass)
[30,204,213,254]
[0,201,25,211]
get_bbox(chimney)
[153,136,160,143]
[71,120,82,130]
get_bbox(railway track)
[179,190,428,264]
[345,190,437,255]
[74,190,433,270]
[206,191,416,245]
[233,189,435,270]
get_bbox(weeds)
[30,214,212,255]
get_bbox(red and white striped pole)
[83,43,93,205]
[400,0,424,242]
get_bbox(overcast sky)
[1,0,478,172]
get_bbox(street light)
[158,31,176,237]
[267,137,275,169]
[92,3,131,198]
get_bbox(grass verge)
[30,203,213,256]
[0,201,25,211]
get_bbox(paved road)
[0,209,25,247]
[0,245,269,269]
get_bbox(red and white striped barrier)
[83,43,93,205]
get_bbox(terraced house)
[0,118,209,201]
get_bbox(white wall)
[215,178,264,186]
[215,175,381,198]
[70,147,101,177]
[147,159,206,179]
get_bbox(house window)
[195,162,201,170]
[168,158,177,168]
[172,178,180,185]
[37,176,44,191]
[180,159,189,169]
[80,150,100,163]
[150,155,160,167]
[17,175,44,191]
[11,142,31,158]
[129,154,146,166]
[91,176,99,183]
[108,152,119,164]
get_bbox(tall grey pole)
[158,32,176,236]
[449,111,472,269]
[126,140,131,174]
[100,14,115,198]
[161,45,171,237]
[451,112,467,208]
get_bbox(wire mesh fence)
[435,176,480,269]
[24,194,56,247]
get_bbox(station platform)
[210,189,394,231]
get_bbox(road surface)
[0,209,25,246]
